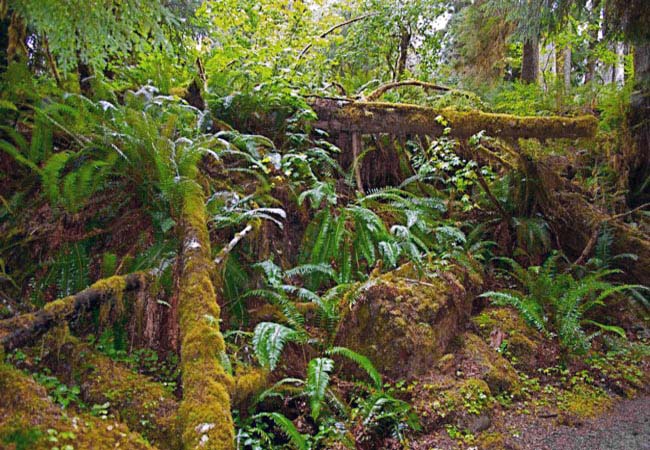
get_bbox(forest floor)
[510,395,650,450]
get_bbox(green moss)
[460,333,519,394]
[338,101,598,140]
[476,432,505,450]
[0,362,153,449]
[472,307,541,370]
[558,384,611,420]
[231,368,268,409]
[37,330,179,449]
[177,190,235,450]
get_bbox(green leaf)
[254,413,308,450]
[327,346,382,389]
[252,322,298,371]
[306,357,334,419]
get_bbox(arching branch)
[364,79,451,102]
[298,13,377,60]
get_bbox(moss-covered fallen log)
[0,273,149,352]
[310,98,598,140]
[36,329,180,449]
[176,188,235,450]
[0,362,154,450]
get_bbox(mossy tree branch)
[0,273,149,352]
[364,79,450,102]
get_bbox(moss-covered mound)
[335,265,480,379]
[0,362,154,450]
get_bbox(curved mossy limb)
[0,362,154,450]
[36,329,179,449]
[0,273,149,352]
[176,188,235,450]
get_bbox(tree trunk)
[395,27,411,81]
[521,37,539,84]
[628,42,650,206]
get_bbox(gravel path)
[514,396,650,450]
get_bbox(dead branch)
[214,223,254,265]
[364,79,450,102]
[0,272,149,352]
[298,13,377,59]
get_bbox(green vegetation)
[0,0,649,449]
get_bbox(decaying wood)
[0,272,148,352]
[310,98,598,140]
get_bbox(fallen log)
[176,187,235,450]
[310,98,598,140]
[0,272,149,352]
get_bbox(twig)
[298,13,377,59]
[214,223,254,265]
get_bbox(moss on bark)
[176,187,235,450]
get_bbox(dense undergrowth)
[1,1,650,450]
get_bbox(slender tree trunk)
[521,37,539,84]
[564,46,571,90]
[628,43,650,206]
[395,27,411,81]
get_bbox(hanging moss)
[176,187,235,450]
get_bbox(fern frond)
[480,291,546,332]
[254,413,308,450]
[327,346,382,389]
[306,357,334,419]
[252,322,300,371]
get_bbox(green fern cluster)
[481,254,644,354]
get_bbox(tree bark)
[628,42,650,206]
[395,27,411,81]
[310,98,598,140]
[521,37,539,84]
